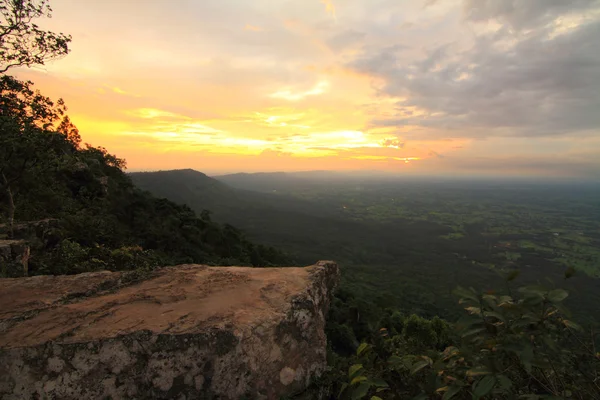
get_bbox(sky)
[13,0,600,178]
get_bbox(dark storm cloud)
[351,0,600,138]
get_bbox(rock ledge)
[0,261,339,399]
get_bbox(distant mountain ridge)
[129,169,236,211]
[129,169,396,264]
[130,169,340,219]
[214,170,396,192]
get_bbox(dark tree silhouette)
[0,0,71,73]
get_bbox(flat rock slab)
[0,261,339,399]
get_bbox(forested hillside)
[0,77,288,277]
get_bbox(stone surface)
[0,261,339,399]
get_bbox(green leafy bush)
[331,272,600,400]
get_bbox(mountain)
[128,169,236,212]
[214,171,313,193]
[129,169,464,276]
[130,169,374,264]
[130,169,343,218]
[215,170,385,193]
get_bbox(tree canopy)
[0,0,71,73]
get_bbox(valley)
[131,170,600,322]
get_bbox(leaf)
[564,266,576,279]
[484,311,506,322]
[482,293,498,304]
[506,269,520,281]
[410,360,430,375]
[442,385,462,400]
[497,374,513,391]
[547,289,569,303]
[351,382,370,400]
[473,375,496,398]
[371,377,389,388]
[349,364,364,379]
[357,342,370,356]
[520,344,534,373]
[519,284,547,295]
[388,355,403,365]
[442,346,460,360]
[466,366,492,377]
[563,319,583,331]
[389,355,413,370]
[410,394,428,400]
[522,295,544,306]
[338,383,349,398]
[465,306,482,315]
[461,327,486,338]
[351,376,368,385]
[453,286,479,302]
[371,397,383,400]
[498,295,513,303]
[501,343,523,354]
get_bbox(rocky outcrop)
[0,261,339,399]
[0,239,30,277]
[0,218,58,237]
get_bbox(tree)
[0,75,75,236]
[56,115,80,147]
[0,0,71,73]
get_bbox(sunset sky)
[14,0,600,178]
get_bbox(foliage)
[0,76,289,276]
[0,0,71,73]
[329,273,600,400]
[0,75,76,237]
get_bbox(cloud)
[125,108,190,120]
[463,0,600,30]
[423,0,440,8]
[244,24,264,32]
[326,29,365,53]
[350,155,419,163]
[18,0,600,177]
[269,81,330,101]
[381,139,405,148]
[260,148,293,157]
[321,0,337,21]
[351,1,600,139]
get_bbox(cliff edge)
[0,261,340,399]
